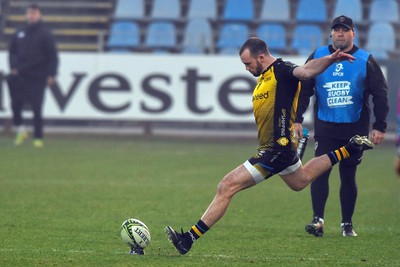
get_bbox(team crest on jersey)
[277,137,289,146]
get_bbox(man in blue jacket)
[8,4,58,148]
[294,15,389,237]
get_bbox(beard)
[333,40,351,51]
[252,61,264,77]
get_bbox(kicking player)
[164,37,374,254]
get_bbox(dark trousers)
[7,74,47,139]
[312,136,363,223]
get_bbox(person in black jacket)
[294,16,389,237]
[7,3,58,148]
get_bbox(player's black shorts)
[244,147,301,183]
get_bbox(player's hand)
[294,123,303,139]
[330,49,356,63]
[371,129,385,145]
[47,76,55,86]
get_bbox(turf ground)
[0,134,399,266]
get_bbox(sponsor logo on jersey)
[252,91,269,101]
[277,137,289,146]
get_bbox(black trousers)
[7,74,47,139]
[312,136,363,223]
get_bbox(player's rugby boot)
[165,226,193,254]
[14,130,28,146]
[347,135,374,151]
[341,222,357,237]
[33,139,44,148]
[305,216,325,237]
[129,246,145,255]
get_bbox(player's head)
[26,4,42,24]
[330,15,355,52]
[239,38,270,77]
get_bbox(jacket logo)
[333,63,344,76]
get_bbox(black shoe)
[165,226,193,255]
[305,216,324,237]
[348,135,374,151]
[129,246,145,255]
[341,222,357,237]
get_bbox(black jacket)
[295,45,389,140]
[9,21,58,78]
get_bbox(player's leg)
[11,92,23,127]
[165,164,256,254]
[280,153,333,237]
[28,77,46,147]
[309,137,337,220]
[310,170,331,222]
[280,135,374,191]
[305,168,331,237]
[10,79,28,145]
[201,164,256,227]
[339,152,361,237]
[305,136,337,236]
[280,153,332,191]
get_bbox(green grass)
[0,134,399,266]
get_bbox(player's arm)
[293,49,355,80]
[294,53,316,138]
[366,54,389,144]
[8,33,19,75]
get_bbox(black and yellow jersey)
[252,58,301,151]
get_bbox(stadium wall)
[0,52,398,135]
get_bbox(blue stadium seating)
[257,23,286,53]
[291,25,324,56]
[107,21,140,51]
[366,22,396,59]
[333,0,362,23]
[114,0,144,20]
[217,23,249,54]
[296,0,327,22]
[105,0,400,57]
[259,0,290,22]
[222,0,254,22]
[145,22,177,51]
[182,19,213,54]
[187,0,217,19]
[369,0,399,23]
[151,0,180,20]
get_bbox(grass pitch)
[0,134,399,266]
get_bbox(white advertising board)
[0,52,310,123]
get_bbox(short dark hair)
[28,3,41,11]
[239,37,269,58]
